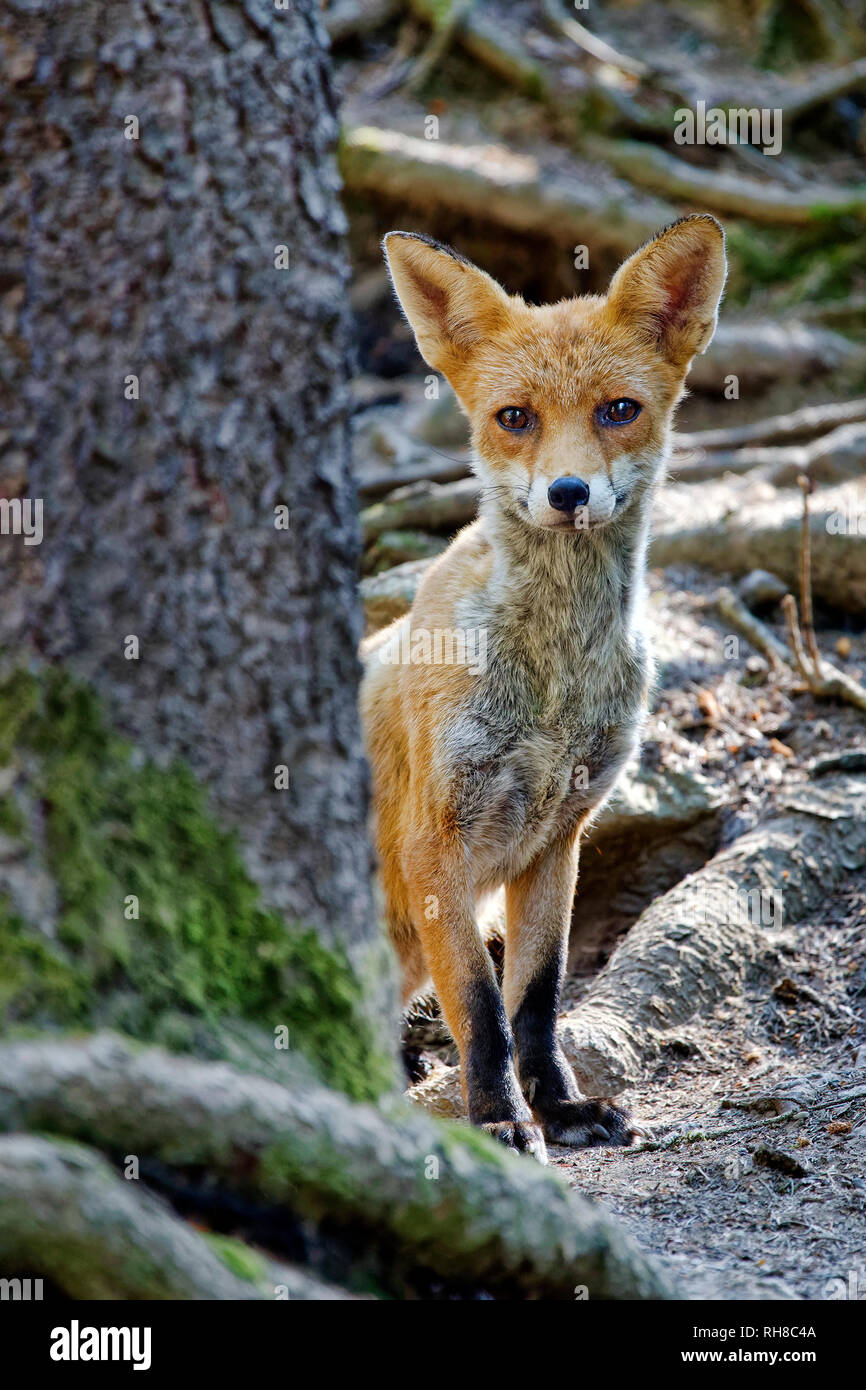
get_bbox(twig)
[797,475,823,672]
[716,586,791,670]
[406,0,474,94]
[777,481,866,715]
[627,1087,866,1155]
[541,0,648,79]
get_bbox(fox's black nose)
[548,477,590,513]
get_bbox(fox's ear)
[606,215,727,370]
[383,232,511,374]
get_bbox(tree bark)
[0,0,396,1052]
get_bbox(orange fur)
[361,219,727,1159]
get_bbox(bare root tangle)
[0,1135,350,1300]
[0,1033,676,1301]
[559,777,866,1095]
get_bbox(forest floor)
[554,877,866,1303]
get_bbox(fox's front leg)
[505,832,634,1148]
[404,833,547,1162]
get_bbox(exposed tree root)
[0,1134,348,1300]
[559,776,866,1095]
[0,1033,676,1300]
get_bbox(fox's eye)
[496,407,530,431]
[599,398,641,426]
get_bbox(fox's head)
[383,216,726,533]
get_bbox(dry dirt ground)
[407,570,866,1301]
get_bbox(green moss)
[0,667,393,1101]
[0,795,25,839]
[0,899,89,1023]
[725,220,866,307]
[204,1233,267,1284]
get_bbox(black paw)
[482,1119,548,1164]
[540,1098,637,1149]
[401,1045,433,1086]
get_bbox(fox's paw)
[540,1098,638,1149]
[482,1119,548,1164]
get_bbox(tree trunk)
[0,0,396,1094]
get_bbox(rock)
[413,391,468,451]
[753,1145,811,1178]
[360,558,431,632]
[364,529,446,574]
[406,1061,464,1120]
[738,569,789,610]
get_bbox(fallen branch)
[782,56,866,120]
[687,320,863,391]
[716,586,791,668]
[652,477,866,616]
[673,399,866,455]
[541,0,648,79]
[0,1134,347,1300]
[597,138,866,225]
[361,475,480,543]
[358,453,471,499]
[670,422,866,486]
[559,776,866,1094]
[405,0,475,95]
[0,1033,676,1300]
[361,557,432,631]
[339,125,674,257]
[364,528,446,573]
[324,0,398,43]
[407,0,550,97]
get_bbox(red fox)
[361,217,727,1162]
